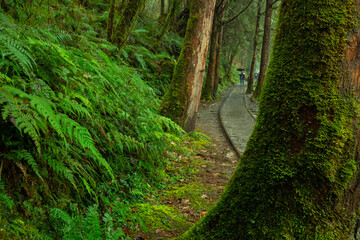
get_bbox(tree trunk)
[106,0,116,42]
[156,0,177,42]
[159,0,216,132]
[224,48,238,81]
[111,0,146,50]
[253,0,273,99]
[1,0,9,12]
[160,0,165,16]
[180,0,359,239]
[213,25,223,96]
[246,0,262,94]
[202,0,226,100]
[202,15,219,100]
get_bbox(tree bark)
[1,0,8,12]
[246,0,263,94]
[224,47,238,81]
[159,0,216,132]
[160,0,165,16]
[106,0,116,42]
[202,0,227,100]
[202,15,219,100]
[213,25,223,96]
[156,0,177,41]
[180,0,359,239]
[253,0,273,99]
[111,0,146,50]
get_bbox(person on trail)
[240,71,246,86]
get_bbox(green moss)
[163,182,215,211]
[179,0,359,239]
[135,204,192,233]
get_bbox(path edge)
[219,84,243,157]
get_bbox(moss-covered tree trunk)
[159,0,216,132]
[106,0,116,42]
[179,0,360,239]
[160,0,165,17]
[202,0,227,100]
[253,0,273,99]
[156,0,177,42]
[224,47,238,80]
[213,25,223,95]
[111,0,146,50]
[247,0,262,94]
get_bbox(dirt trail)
[136,85,257,239]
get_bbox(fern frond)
[59,97,91,119]
[49,208,72,225]
[0,182,15,210]
[59,115,114,179]
[1,86,42,152]
[30,96,66,143]
[3,37,35,77]
[83,205,101,239]
[45,156,75,185]
[15,149,43,181]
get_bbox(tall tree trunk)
[111,0,146,50]
[106,0,116,42]
[202,15,219,100]
[160,0,165,16]
[180,0,359,239]
[213,25,223,96]
[156,0,177,41]
[253,0,273,99]
[246,0,263,94]
[202,0,227,100]
[224,47,238,81]
[159,0,216,132]
[1,0,8,12]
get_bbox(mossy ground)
[135,204,192,234]
[133,87,240,239]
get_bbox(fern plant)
[0,12,186,239]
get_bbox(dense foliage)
[0,0,241,238]
[0,3,187,239]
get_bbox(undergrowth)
[0,0,235,238]
[0,11,188,239]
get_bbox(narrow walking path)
[220,84,256,156]
[136,84,258,239]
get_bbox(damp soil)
[134,85,256,239]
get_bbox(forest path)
[137,85,257,239]
[219,84,256,156]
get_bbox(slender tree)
[111,0,146,50]
[253,0,273,99]
[156,0,178,42]
[246,0,263,94]
[106,0,116,42]
[160,0,165,17]
[202,0,227,100]
[1,0,8,12]
[213,25,223,95]
[179,0,360,239]
[159,0,216,132]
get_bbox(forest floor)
[133,85,257,239]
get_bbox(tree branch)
[221,0,255,25]
[271,0,280,6]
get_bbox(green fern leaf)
[15,149,43,181]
